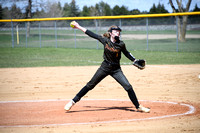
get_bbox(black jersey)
[85,30,135,70]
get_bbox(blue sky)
[59,0,200,12]
[1,0,200,13]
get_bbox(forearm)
[77,25,87,33]
[71,21,87,33]
[70,21,104,43]
[125,52,136,62]
[122,46,136,62]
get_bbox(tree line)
[0,0,199,41]
[0,0,199,19]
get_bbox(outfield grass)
[0,29,199,52]
[0,29,199,68]
[0,48,199,68]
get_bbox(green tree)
[2,7,10,19]
[104,3,112,16]
[63,3,70,17]
[94,1,111,16]
[63,0,79,17]
[112,5,129,15]
[0,4,3,19]
[130,9,141,15]
[69,0,80,17]
[149,3,168,14]
[82,6,90,16]
[95,3,100,15]
[112,5,121,15]
[57,1,62,11]
[149,3,157,13]
[189,4,200,24]
[193,4,200,11]
[120,6,129,15]
[160,4,168,13]
[157,3,162,13]
[33,8,46,18]
[10,3,23,19]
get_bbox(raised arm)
[70,21,105,43]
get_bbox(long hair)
[103,25,119,38]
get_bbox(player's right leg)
[64,68,108,111]
[64,99,75,111]
[137,105,150,113]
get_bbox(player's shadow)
[66,106,136,113]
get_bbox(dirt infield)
[0,65,200,132]
[0,100,195,127]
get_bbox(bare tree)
[26,0,32,37]
[1,0,45,37]
[169,0,192,42]
[26,0,45,37]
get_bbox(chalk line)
[0,99,195,128]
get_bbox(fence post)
[119,19,122,40]
[119,19,122,27]
[176,16,179,52]
[95,19,99,49]
[39,22,41,48]
[55,20,57,48]
[146,17,149,51]
[25,22,28,48]
[74,29,76,48]
[11,20,14,48]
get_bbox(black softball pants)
[72,67,140,109]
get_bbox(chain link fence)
[0,15,200,52]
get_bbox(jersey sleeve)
[85,30,106,44]
[121,42,136,62]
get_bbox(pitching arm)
[70,21,104,43]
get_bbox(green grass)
[1,33,200,52]
[0,29,199,52]
[0,48,199,68]
[0,29,199,68]
[0,29,199,36]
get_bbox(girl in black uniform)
[64,21,150,113]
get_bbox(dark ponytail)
[103,32,110,38]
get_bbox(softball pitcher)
[64,21,150,113]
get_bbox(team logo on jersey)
[105,44,120,57]
[105,44,119,53]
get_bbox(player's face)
[111,30,120,37]
[110,30,121,41]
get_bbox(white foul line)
[0,99,196,128]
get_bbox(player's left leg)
[111,69,139,108]
[111,69,150,113]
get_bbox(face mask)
[114,36,119,41]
